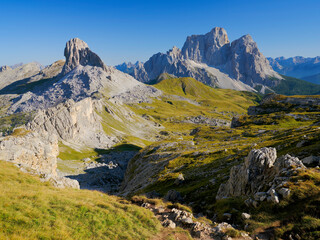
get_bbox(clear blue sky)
[1,0,320,66]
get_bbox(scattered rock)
[223,213,232,221]
[174,173,185,185]
[302,156,320,166]
[165,190,184,203]
[278,188,291,198]
[270,189,280,204]
[162,219,176,228]
[242,213,251,220]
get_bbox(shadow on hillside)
[65,144,142,194]
[0,76,59,95]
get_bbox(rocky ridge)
[0,62,42,90]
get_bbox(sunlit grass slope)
[0,161,161,240]
[153,77,260,113]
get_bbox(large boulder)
[216,147,305,200]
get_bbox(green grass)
[0,112,34,135]
[124,91,320,224]
[153,77,261,113]
[0,160,161,240]
[127,77,260,136]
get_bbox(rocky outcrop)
[9,38,161,113]
[0,127,80,189]
[181,115,231,127]
[0,129,58,176]
[26,98,118,149]
[0,65,11,72]
[120,142,189,196]
[216,147,305,202]
[61,38,106,75]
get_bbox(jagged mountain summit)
[116,27,282,92]
[268,56,320,84]
[61,38,107,75]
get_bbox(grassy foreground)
[0,161,161,240]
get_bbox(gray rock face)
[226,35,281,87]
[0,128,80,189]
[116,27,282,91]
[216,147,305,200]
[0,62,42,90]
[26,98,118,149]
[61,38,106,75]
[183,30,281,87]
[0,128,58,176]
[117,46,254,91]
[0,65,11,72]
[182,27,230,66]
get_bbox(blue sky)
[1,0,320,66]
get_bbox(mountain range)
[268,56,320,84]
[115,27,320,95]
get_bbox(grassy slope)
[272,75,320,95]
[124,86,320,238]
[0,160,161,240]
[153,77,260,113]
[128,77,260,134]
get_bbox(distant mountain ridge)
[268,56,320,84]
[116,27,282,93]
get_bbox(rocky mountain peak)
[208,27,230,47]
[167,46,182,60]
[181,27,230,66]
[61,38,106,75]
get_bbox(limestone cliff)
[0,129,58,176]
